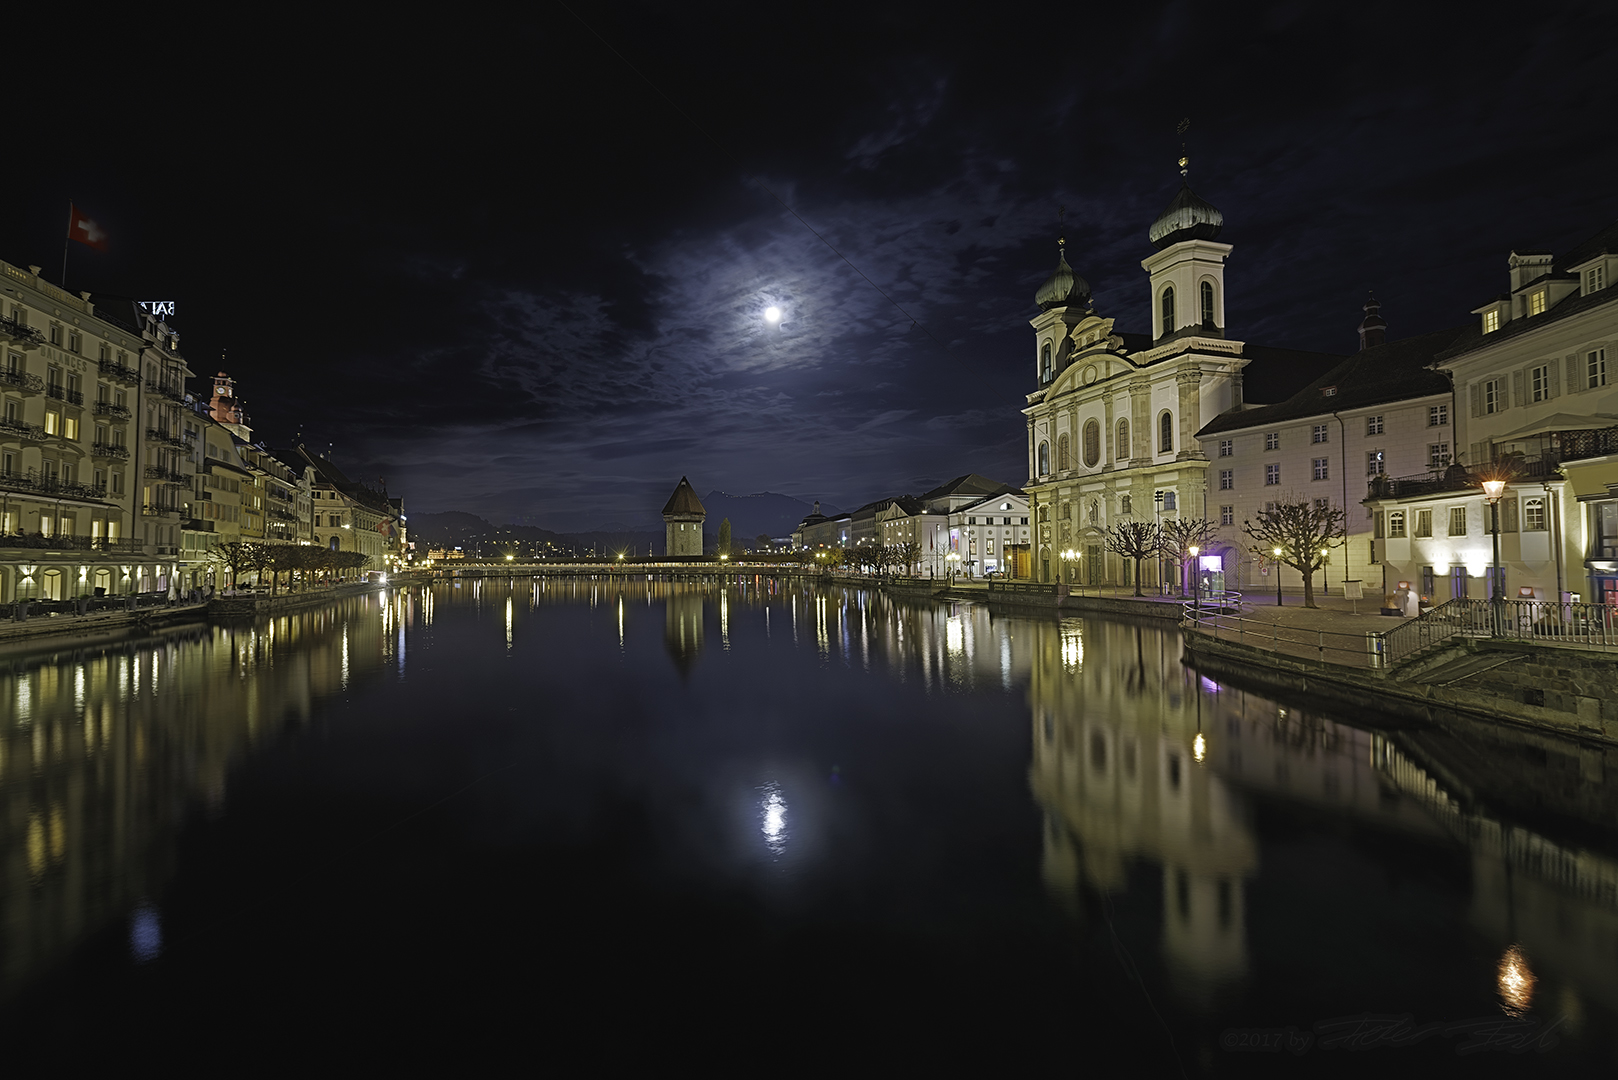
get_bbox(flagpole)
[61,202,72,287]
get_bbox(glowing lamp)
[1482,479,1506,502]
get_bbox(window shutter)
[1512,370,1526,407]
[1567,354,1581,392]
[1470,383,1482,416]
[1471,440,1487,467]
[1549,360,1561,398]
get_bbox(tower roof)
[1034,235,1090,310]
[1148,181,1224,249]
[661,476,706,516]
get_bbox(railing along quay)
[1183,595,1618,671]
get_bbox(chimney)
[1358,293,1387,351]
[813,500,820,515]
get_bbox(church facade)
[1023,167,1247,587]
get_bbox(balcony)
[144,465,190,484]
[0,369,43,393]
[0,470,110,502]
[45,385,84,406]
[0,315,43,348]
[1368,454,1565,501]
[0,534,143,554]
[181,518,213,533]
[142,504,179,518]
[143,379,185,403]
[93,401,132,420]
[0,417,47,441]
[268,507,300,523]
[91,442,130,460]
[98,359,140,385]
[144,427,191,450]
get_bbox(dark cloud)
[6,3,1617,528]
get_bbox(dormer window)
[1585,266,1606,295]
[1482,309,1500,333]
[1528,290,1546,316]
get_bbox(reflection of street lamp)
[1483,478,1506,635]
[1273,546,1284,607]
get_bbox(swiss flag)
[67,205,108,251]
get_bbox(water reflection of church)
[1025,615,1618,1016]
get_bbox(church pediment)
[1066,314,1124,354]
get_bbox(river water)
[0,579,1614,1072]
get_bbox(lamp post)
[945,551,960,584]
[1189,545,1200,614]
[1482,478,1506,636]
[1273,546,1284,607]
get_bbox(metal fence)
[1384,598,1618,661]
[1182,604,1383,668]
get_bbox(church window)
[1082,420,1100,468]
[1120,495,1132,515]
[1200,280,1215,325]
[1117,419,1129,458]
[1057,434,1070,471]
[1162,492,1177,511]
[1038,441,1049,475]
[1040,343,1053,383]
[1160,287,1175,337]
[1159,411,1173,453]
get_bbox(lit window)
[1531,364,1550,402]
[1366,450,1385,477]
[1264,432,1279,451]
[1528,290,1546,316]
[1218,439,1232,457]
[1589,349,1608,389]
[1265,463,1280,486]
[44,410,59,435]
[1312,457,1329,480]
[1219,469,1233,490]
[1449,507,1467,536]
[1388,511,1406,538]
[1483,309,1500,333]
[64,417,78,441]
[1428,404,1447,427]
[1366,415,1384,436]
[1219,505,1233,526]
[1428,443,1449,468]
[1312,424,1328,444]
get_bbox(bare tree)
[1160,517,1220,597]
[1242,499,1347,609]
[894,541,922,576]
[1104,521,1163,597]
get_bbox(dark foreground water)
[0,579,1614,1072]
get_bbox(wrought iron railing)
[142,504,179,517]
[91,442,129,459]
[93,401,132,420]
[44,385,83,406]
[0,315,43,346]
[144,379,185,402]
[0,534,144,553]
[1381,598,1618,661]
[144,465,190,484]
[98,359,140,384]
[0,470,110,501]
[0,369,42,393]
[0,418,46,441]
[986,580,1057,596]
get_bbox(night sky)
[9,4,1618,530]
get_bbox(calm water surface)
[0,579,1614,1072]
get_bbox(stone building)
[662,476,705,556]
[1022,163,1334,587]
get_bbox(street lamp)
[1189,545,1200,613]
[1273,546,1284,607]
[1482,477,1506,635]
[945,551,960,584]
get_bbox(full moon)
[764,306,782,323]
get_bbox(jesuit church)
[1023,160,1328,587]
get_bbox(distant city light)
[764,306,782,323]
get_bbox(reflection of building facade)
[0,590,413,1001]
[664,590,704,675]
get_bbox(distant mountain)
[698,491,836,541]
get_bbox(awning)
[1492,413,1618,440]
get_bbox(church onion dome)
[1148,182,1224,249]
[1035,236,1091,310]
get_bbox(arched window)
[1161,286,1175,337]
[1040,342,1053,383]
[1117,418,1130,459]
[329,536,340,551]
[1057,434,1070,471]
[1120,494,1132,515]
[1083,419,1100,468]
[1200,280,1215,326]
[1038,441,1050,475]
[1160,411,1174,453]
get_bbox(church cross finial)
[1177,117,1191,177]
